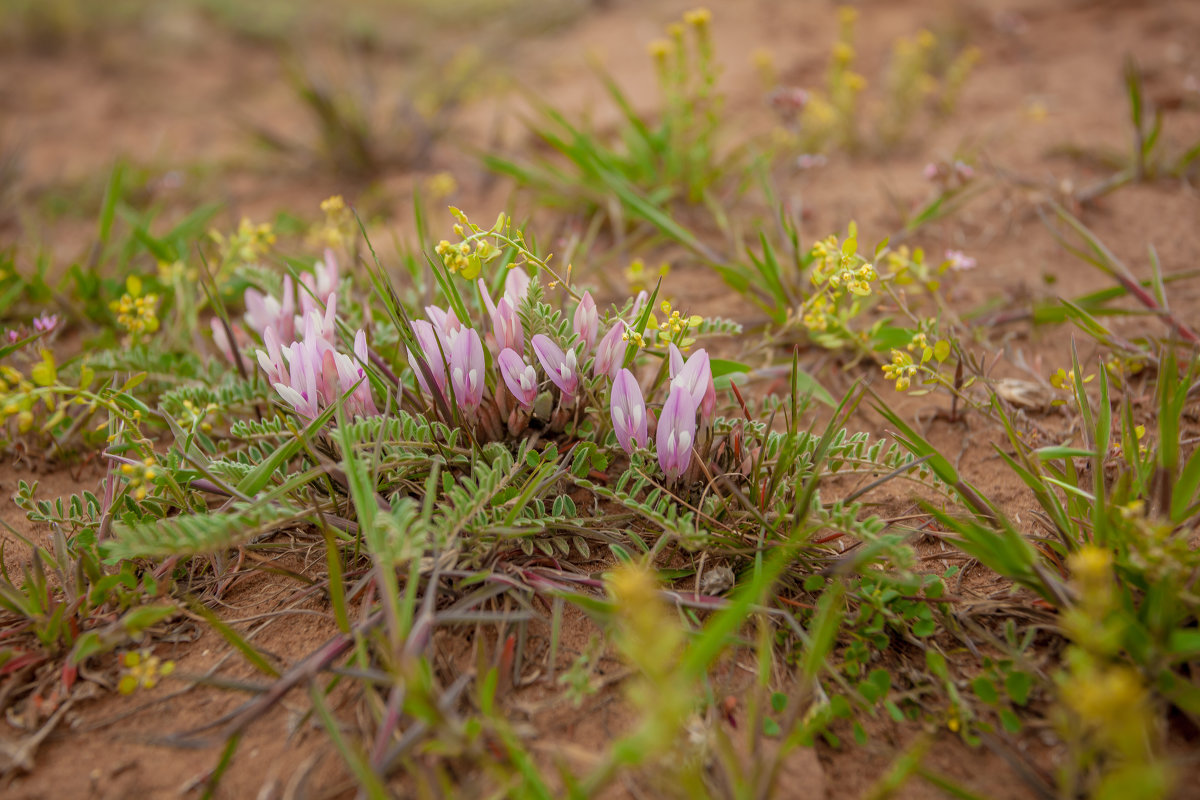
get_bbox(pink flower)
[426,305,462,341]
[492,297,524,355]
[631,290,649,318]
[256,326,288,384]
[245,274,295,342]
[657,384,697,482]
[497,348,538,408]
[592,324,626,379]
[610,369,648,455]
[478,278,499,320]
[266,325,378,420]
[668,344,716,424]
[342,330,379,417]
[945,249,977,271]
[275,340,321,420]
[573,291,598,354]
[531,334,580,403]
[314,249,340,302]
[32,313,58,333]
[449,327,485,412]
[505,268,531,306]
[408,319,448,401]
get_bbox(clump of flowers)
[118,648,175,695]
[797,222,880,349]
[109,275,160,344]
[217,249,379,421]
[882,349,920,392]
[210,216,277,267]
[309,195,356,251]
[120,456,159,502]
[762,7,979,155]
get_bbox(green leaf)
[1168,629,1200,658]
[926,649,948,680]
[972,676,999,705]
[1005,671,1033,706]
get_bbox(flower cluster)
[943,249,977,272]
[210,217,276,266]
[4,313,59,345]
[118,648,175,695]
[120,456,159,502]
[923,159,975,189]
[225,251,379,421]
[405,265,716,484]
[110,276,160,342]
[810,232,876,297]
[309,195,356,251]
[434,236,500,282]
[882,349,919,391]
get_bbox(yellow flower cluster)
[882,349,919,391]
[0,365,38,432]
[211,217,276,265]
[652,300,702,338]
[110,279,160,341]
[310,195,355,250]
[121,456,158,502]
[802,294,831,332]
[683,7,711,30]
[434,234,497,282]
[621,328,649,349]
[811,234,876,297]
[118,648,175,695]
[435,239,472,273]
[423,172,458,201]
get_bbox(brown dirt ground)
[2,0,1200,797]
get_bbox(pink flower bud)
[32,313,58,333]
[573,291,598,354]
[408,319,447,401]
[610,369,648,454]
[668,344,716,424]
[245,273,295,342]
[255,326,287,384]
[630,290,649,318]
[345,330,379,416]
[449,327,485,412]
[505,268,531,306]
[426,305,462,340]
[275,340,321,420]
[592,323,626,380]
[314,249,339,302]
[657,383,697,482]
[492,297,524,355]
[497,348,538,408]
[531,334,580,403]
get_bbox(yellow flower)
[647,39,674,62]
[424,172,458,200]
[882,350,919,392]
[683,8,711,29]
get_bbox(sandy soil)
[1,0,1199,797]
